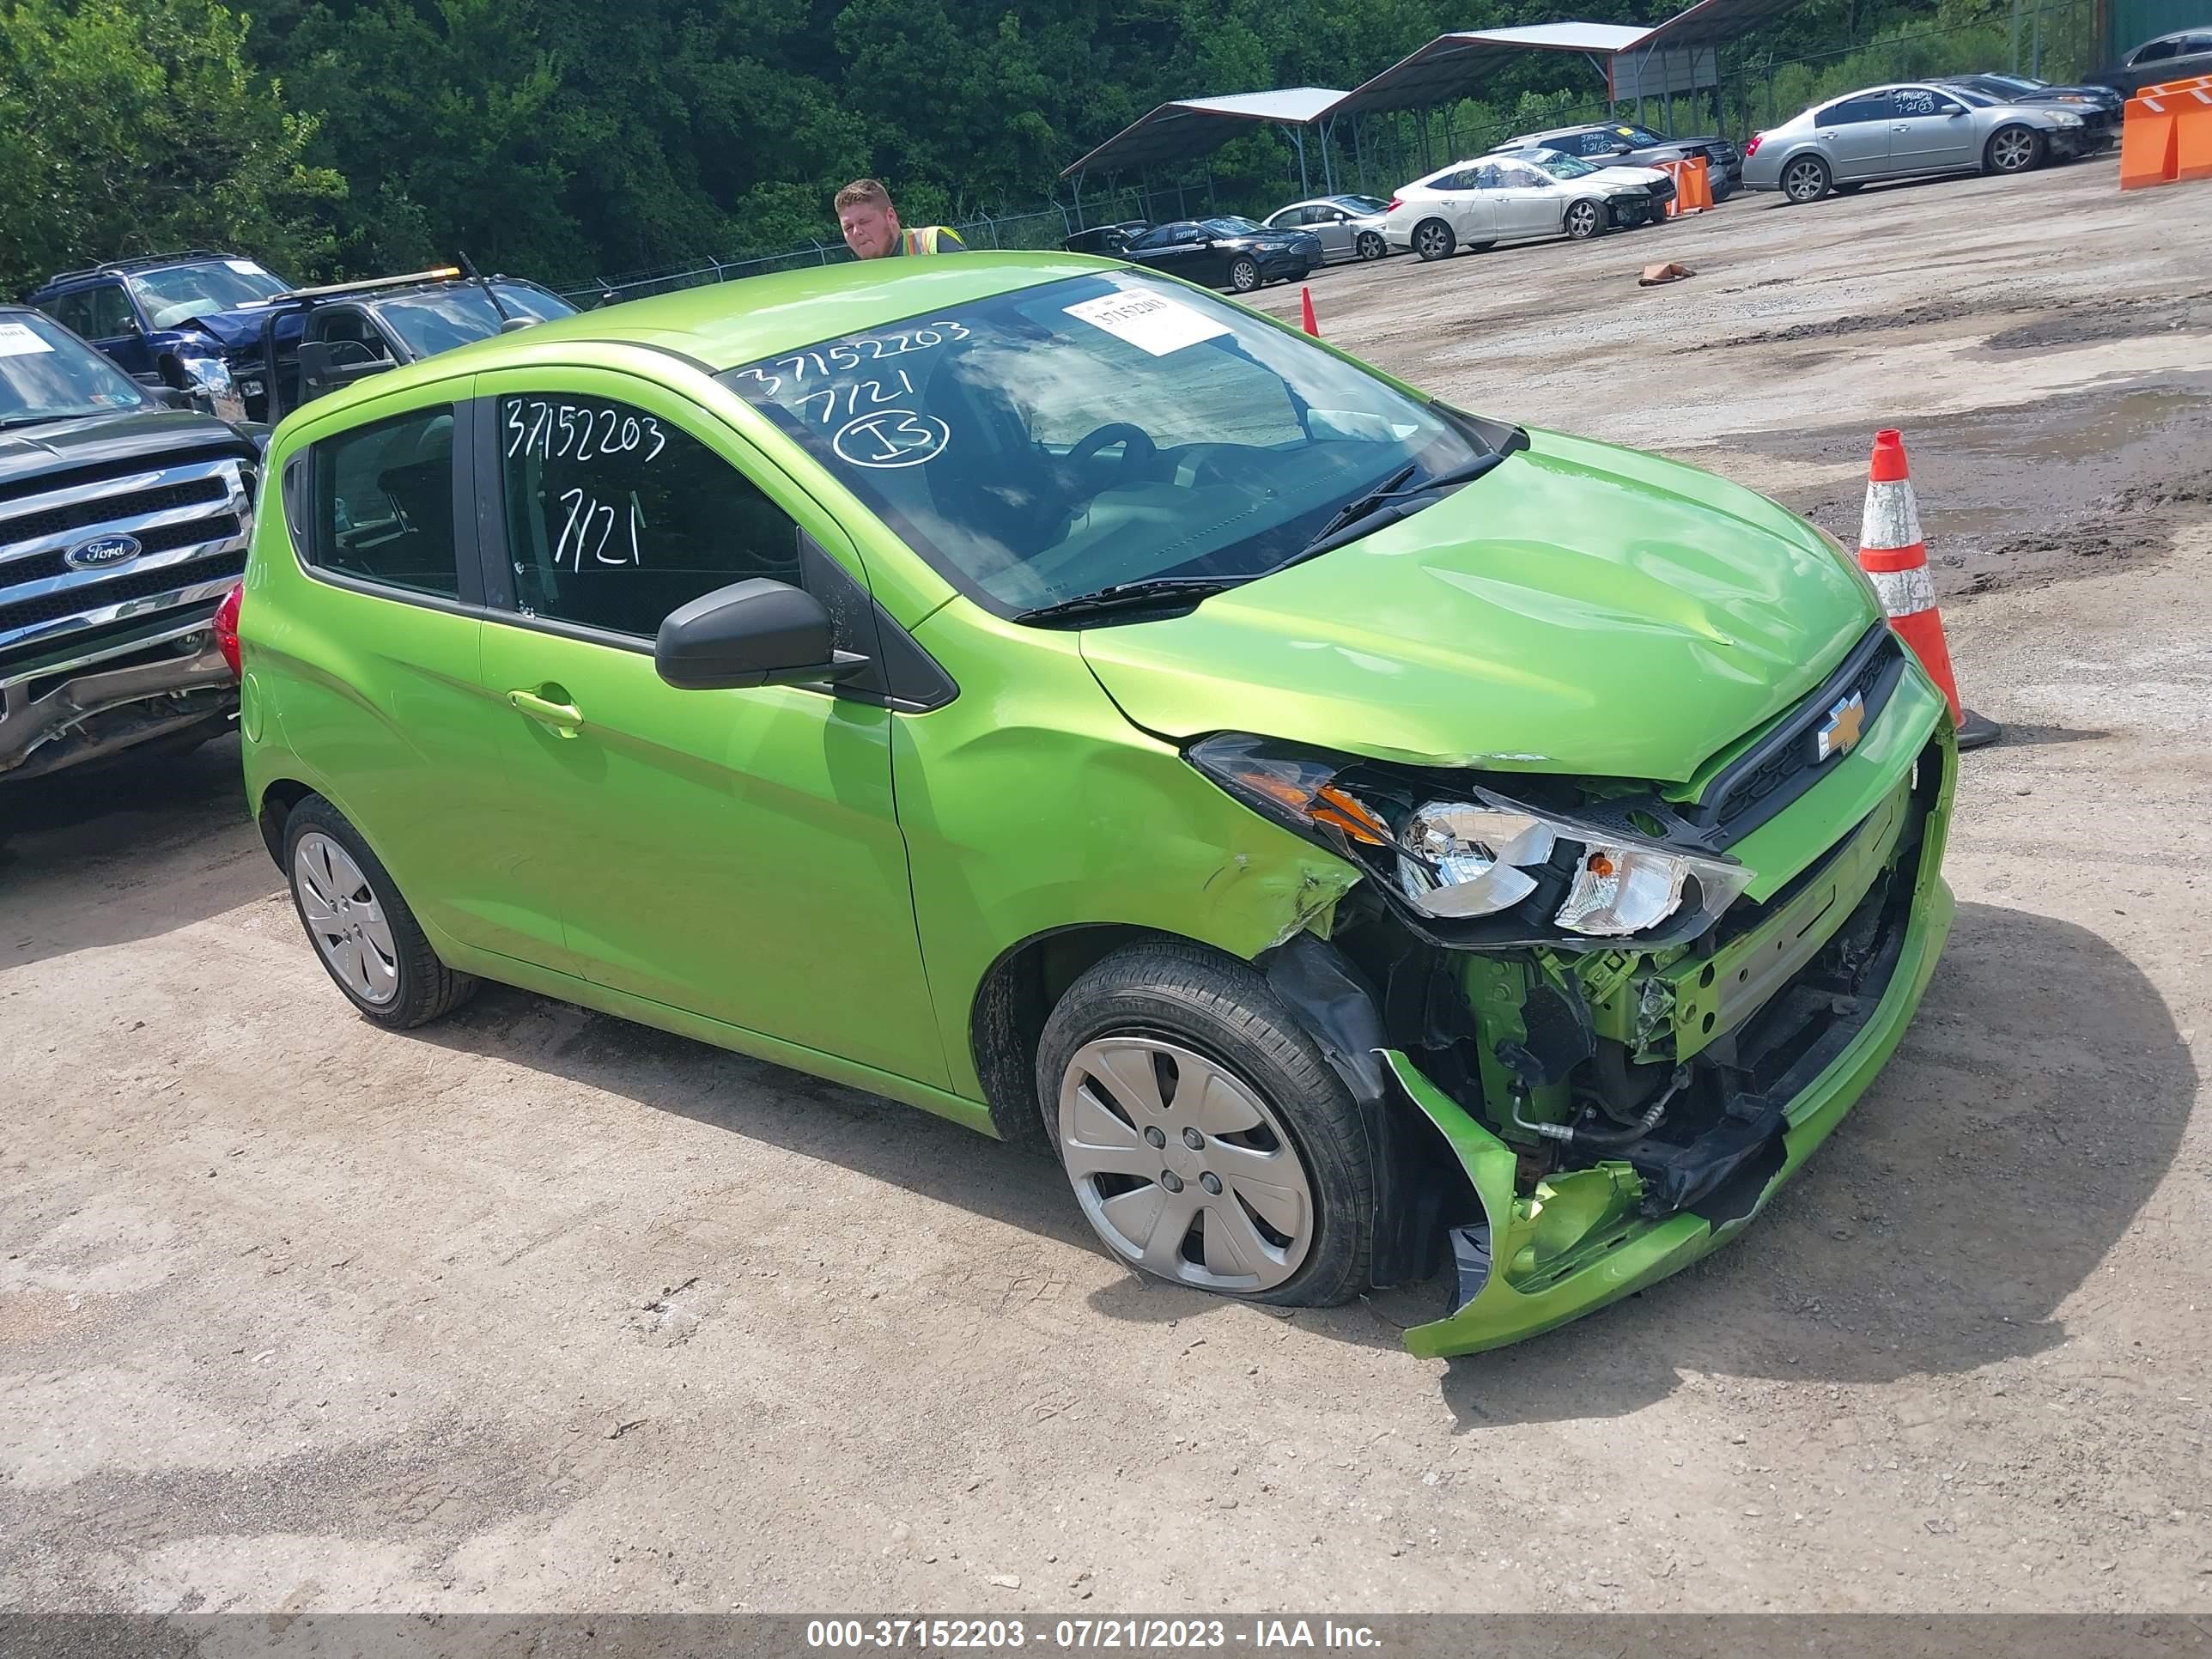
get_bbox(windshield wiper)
[1288,450,1508,564]
[1013,574,1243,625]
[0,414,73,431]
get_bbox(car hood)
[167,307,276,352]
[1077,428,1881,782]
[0,409,255,489]
[1587,164,1670,189]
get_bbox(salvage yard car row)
[1072,70,2124,290]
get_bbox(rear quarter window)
[307,406,461,599]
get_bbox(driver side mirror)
[297,339,392,399]
[655,578,867,691]
[1942,104,1967,116]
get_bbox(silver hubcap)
[1359,234,1382,258]
[1232,262,1257,290]
[1419,224,1449,257]
[293,832,399,1006]
[1058,1037,1315,1293]
[1994,131,2033,169]
[1785,161,1825,200]
[1569,203,1596,234]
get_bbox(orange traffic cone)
[1858,429,1998,750]
[1300,286,1320,337]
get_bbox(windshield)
[1528,150,1600,179]
[1944,85,2001,106]
[1339,196,1390,215]
[0,312,149,427]
[125,259,289,330]
[720,270,1491,617]
[370,283,575,357]
[1205,217,1265,235]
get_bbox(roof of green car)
[426,252,1125,380]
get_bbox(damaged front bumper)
[1378,690,1957,1358]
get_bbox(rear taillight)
[1386,197,1402,212]
[214,582,243,678]
[1744,132,1764,156]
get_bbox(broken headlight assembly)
[1188,733,1754,947]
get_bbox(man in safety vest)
[836,179,967,259]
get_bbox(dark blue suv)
[27,251,292,422]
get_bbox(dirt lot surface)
[5,156,2210,1618]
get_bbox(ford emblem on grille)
[63,532,143,570]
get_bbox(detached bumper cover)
[1383,707,1958,1358]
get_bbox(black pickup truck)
[1,306,256,783]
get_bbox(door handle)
[507,687,584,737]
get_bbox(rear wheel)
[1413,218,1457,260]
[1355,231,1387,260]
[1781,154,1832,204]
[1985,124,2045,173]
[283,795,477,1029]
[1563,198,1605,240]
[1036,943,1373,1306]
[1227,256,1261,293]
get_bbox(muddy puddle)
[1718,373,2212,599]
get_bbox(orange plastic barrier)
[2122,82,2212,189]
[1658,157,1713,218]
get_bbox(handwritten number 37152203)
[505,400,668,464]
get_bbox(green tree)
[0,0,344,296]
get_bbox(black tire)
[1034,941,1374,1307]
[1413,218,1457,261]
[1780,153,1832,204]
[1355,231,1387,260]
[283,794,477,1030]
[1984,124,2045,174]
[1463,240,1497,253]
[1563,198,1605,240]
[1227,256,1261,293]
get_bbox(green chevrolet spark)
[236,253,1954,1356]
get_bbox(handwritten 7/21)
[793,370,914,426]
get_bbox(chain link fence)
[555,1,2093,310]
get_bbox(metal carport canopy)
[1059,88,1351,179]
[1329,24,1653,118]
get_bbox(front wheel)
[1413,218,1457,260]
[1564,198,1605,240]
[1036,943,1374,1305]
[283,795,477,1029]
[1985,124,2045,173]
[1355,231,1387,260]
[1226,256,1261,293]
[1781,154,1832,204]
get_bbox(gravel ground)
[3,155,2209,1617]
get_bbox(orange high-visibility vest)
[898,226,964,255]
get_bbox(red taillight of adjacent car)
[1744,132,1764,157]
[214,582,243,678]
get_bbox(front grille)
[3,603,222,688]
[1,514,242,590]
[1690,626,1907,848]
[0,475,226,547]
[0,547,246,641]
[0,453,250,676]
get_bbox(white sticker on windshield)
[1063,291,1230,357]
[0,322,56,358]
[225,259,267,276]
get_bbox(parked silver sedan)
[1261,194,1395,262]
[1742,82,2095,203]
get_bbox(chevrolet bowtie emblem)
[1817,692,1866,762]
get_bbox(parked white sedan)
[1384,151,1666,259]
